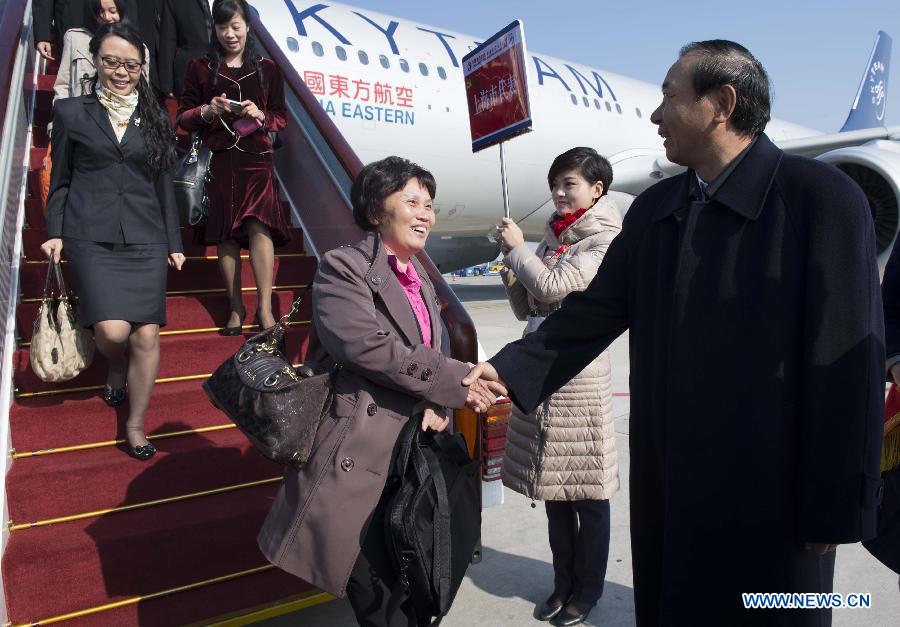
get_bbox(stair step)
[13,326,311,396]
[7,425,281,523]
[37,567,315,627]
[17,287,313,343]
[17,253,316,299]
[10,379,234,454]
[2,484,309,625]
[24,197,43,227]
[32,123,50,148]
[21,226,307,260]
[35,76,54,113]
[37,74,56,92]
[29,146,47,171]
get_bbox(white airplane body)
[256,1,900,270]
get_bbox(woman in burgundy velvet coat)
[176,0,289,332]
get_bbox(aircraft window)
[419,63,429,77]
[335,46,347,61]
[582,96,589,107]
[286,37,299,53]
[399,58,410,72]
[616,103,623,114]
[312,41,324,57]
[379,54,390,69]
[358,50,369,65]
[635,107,642,118]
[570,94,577,105]
[594,99,601,109]
[437,66,447,80]
[605,101,612,112]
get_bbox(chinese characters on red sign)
[303,70,415,108]
[473,74,518,114]
[462,21,532,152]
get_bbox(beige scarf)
[95,84,139,141]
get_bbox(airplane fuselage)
[259,1,822,267]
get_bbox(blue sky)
[341,0,900,132]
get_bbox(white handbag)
[30,261,94,382]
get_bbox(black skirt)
[63,238,168,327]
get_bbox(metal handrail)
[0,0,29,137]
[0,2,37,625]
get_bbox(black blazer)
[33,0,141,45]
[45,94,182,253]
[135,0,165,90]
[158,0,212,95]
[33,0,86,44]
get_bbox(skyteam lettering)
[282,0,618,101]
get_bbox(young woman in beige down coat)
[496,147,621,627]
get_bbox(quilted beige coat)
[500,197,622,501]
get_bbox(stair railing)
[0,0,39,622]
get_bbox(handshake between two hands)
[462,362,507,414]
[419,362,506,433]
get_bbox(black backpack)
[384,418,481,623]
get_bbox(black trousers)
[545,498,611,605]
[346,487,426,627]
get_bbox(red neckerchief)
[549,207,588,239]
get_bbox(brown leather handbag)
[30,260,94,382]
[203,288,336,467]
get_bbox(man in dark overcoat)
[466,40,885,625]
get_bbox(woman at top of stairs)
[176,0,288,334]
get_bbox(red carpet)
[1,62,320,624]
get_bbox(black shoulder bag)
[385,418,481,623]
[173,132,211,227]
[203,285,336,467]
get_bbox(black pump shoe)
[128,441,157,461]
[219,309,247,336]
[550,600,594,627]
[101,385,126,407]
[537,594,567,621]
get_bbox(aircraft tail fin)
[841,30,891,131]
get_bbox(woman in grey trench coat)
[258,157,491,626]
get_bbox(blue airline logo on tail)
[841,31,892,131]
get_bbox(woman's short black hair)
[351,156,437,231]
[88,0,129,31]
[547,147,613,197]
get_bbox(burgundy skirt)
[194,148,292,249]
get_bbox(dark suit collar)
[83,95,120,149]
[119,114,140,147]
[652,133,783,222]
[358,231,439,349]
[83,94,140,152]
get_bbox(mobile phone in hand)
[224,99,244,115]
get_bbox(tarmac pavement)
[263,275,898,626]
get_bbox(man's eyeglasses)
[99,56,143,73]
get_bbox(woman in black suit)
[41,21,183,460]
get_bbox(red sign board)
[462,21,533,152]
